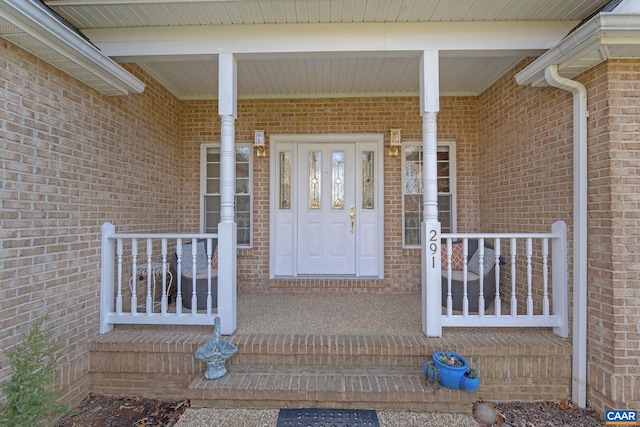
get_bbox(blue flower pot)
[423,361,440,382]
[462,374,479,392]
[432,351,468,389]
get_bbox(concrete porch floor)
[235,292,422,335]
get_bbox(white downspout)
[544,64,588,407]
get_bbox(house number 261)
[429,229,438,268]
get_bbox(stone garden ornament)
[194,317,237,379]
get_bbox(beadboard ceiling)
[38,0,613,98]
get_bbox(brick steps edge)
[186,365,477,412]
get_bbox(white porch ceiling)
[5,0,619,98]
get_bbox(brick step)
[89,327,572,407]
[231,334,432,367]
[186,365,477,412]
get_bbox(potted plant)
[422,361,440,392]
[432,350,468,389]
[463,367,480,392]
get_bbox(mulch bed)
[487,400,605,426]
[57,394,606,427]
[57,393,189,427]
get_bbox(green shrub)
[0,316,70,427]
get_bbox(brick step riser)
[89,330,572,410]
[90,344,571,374]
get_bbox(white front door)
[270,134,383,278]
[297,143,356,275]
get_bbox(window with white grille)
[402,141,456,248]
[201,143,252,247]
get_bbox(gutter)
[0,0,145,96]
[516,13,640,87]
[544,64,588,408]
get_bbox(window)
[201,143,252,247]
[402,141,456,247]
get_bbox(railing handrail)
[108,232,218,240]
[442,232,559,239]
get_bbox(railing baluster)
[478,238,485,317]
[191,238,198,315]
[494,238,501,317]
[510,238,517,317]
[161,239,168,316]
[526,238,533,317]
[176,238,183,315]
[542,237,549,317]
[462,238,469,316]
[146,238,153,315]
[206,238,213,316]
[131,239,138,314]
[116,238,123,315]
[446,237,453,316]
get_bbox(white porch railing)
[435,220,568,337]
[100,222,220,334]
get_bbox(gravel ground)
[174,408,478,427]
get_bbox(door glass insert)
[332,151,345,210]
[279,151,291,210]
[308,151,322,209]
[361,151,375,210]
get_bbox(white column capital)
[420,50,440,115]
[218,53,237,118]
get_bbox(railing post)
[423,219,442,337]
[100,222,116,334]
[218,223,237,335]
[218,53,238,335]
[552,220,568,337]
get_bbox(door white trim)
[269,134,384,279]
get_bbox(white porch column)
[420,50,442,337]
[218,53,237,335]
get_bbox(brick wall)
[179,96,479,292]
[582,60,640,413]
[0,40,181,403]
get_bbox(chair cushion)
[211,244,218,270]
[181,240,209,270]
[441,270,479,281]
[183,269,219,280]
[468,246,495,276]
[442,242,465,270]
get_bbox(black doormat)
[276,408,379,427]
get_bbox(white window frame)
[200,142,253,248]
[401,139,457,248]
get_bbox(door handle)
[349,205,355,233]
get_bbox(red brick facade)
[1,36,638,412]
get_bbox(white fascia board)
[516,13,640,86]
[84,21,576,58]
[0,0,145,95]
